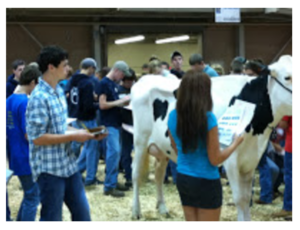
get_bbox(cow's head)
[267,55,292,117]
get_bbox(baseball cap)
[171,51,182,60]
[189,53,203,65]
[113,61,132,77]
[80,58,98,70]
[233,56,247,64]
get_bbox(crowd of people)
[6,45,292,221]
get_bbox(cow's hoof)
[132,211,142,220]
[164,212,171,218]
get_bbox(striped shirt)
[26,77,77,182]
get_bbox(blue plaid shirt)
[26,77,78,182]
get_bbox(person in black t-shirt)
[97,61,132,198]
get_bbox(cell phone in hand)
[88,126,108,136]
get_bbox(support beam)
[237,25,245,58]
[93,25,101,69]
[19,24,43,49]
[99,26,108,68]
[197,33,203,54]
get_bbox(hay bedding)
[7,159,286,221]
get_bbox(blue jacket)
[66,73,99,121]
[6,74,18,98]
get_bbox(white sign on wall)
[215,8,241,23]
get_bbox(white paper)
[6,169,13,184]
[122,123,134,134]
[218,99,256,146]
[67,118,76,125]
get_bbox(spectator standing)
[6,59,26,98]
[67,58,102,186]
[97,61,132,197]
[167,70,243,221]
[118,69,136,188]
[189,53,219,77]
[170,51,185,79]
[272,116,293,219]
[26,45,107,221]
[6,66,41,221]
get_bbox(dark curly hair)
[37,45,68,74]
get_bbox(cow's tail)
[139,152,150,184]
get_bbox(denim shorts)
[176,172,222,209]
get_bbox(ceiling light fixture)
[115,35,145,45]
[155,35,190,44]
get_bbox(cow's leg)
[155,157,170,217]
[236,171,254,221]
[226,165,254,221]
[132,145,148,220]
[148,144,170,217]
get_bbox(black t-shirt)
[117,85,133,126]
[170,69,185,79]
[96,76,122,127]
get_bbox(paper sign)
[218,99,256,146]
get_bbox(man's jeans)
[120,128,133,182]
[17,175,40,221]
[71,119,100,184]
[37,172,91,221]
[6,190,12,221]
[104,127,121,192]
[258,152,280,203]
[283,152,292,211]
[165,161,178,184]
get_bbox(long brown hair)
[176,70,213,153]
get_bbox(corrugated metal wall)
[204,25,292,74]
[244,25,292,63]
[7,24,292,78]
[6,25,93,78]
[203,26,236,74]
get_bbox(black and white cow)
[130,55,292,221]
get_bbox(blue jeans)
[258,151,280,203]
[16,175,40,221]
[165,161,177,184]
[6,190,12,221]
[104,127,121,192]
[120,128,133,181]
[37,172,91,221]
[71,119,100,184]
[283,152,292,211]
[99,139,106,160]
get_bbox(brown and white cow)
[130,55,292,221]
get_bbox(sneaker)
[272,209,292,218]
[117,183,130,191]
[255,199,271,205]
[125,181,132,188]
[104,188,125,198]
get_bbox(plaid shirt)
[26,77,78,182]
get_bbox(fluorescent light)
[115,35,145,45]
[155,35,190,44]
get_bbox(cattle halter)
[270,76,292,94]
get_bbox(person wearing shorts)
[167,70,244,221]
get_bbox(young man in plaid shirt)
[26,46,107,221]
